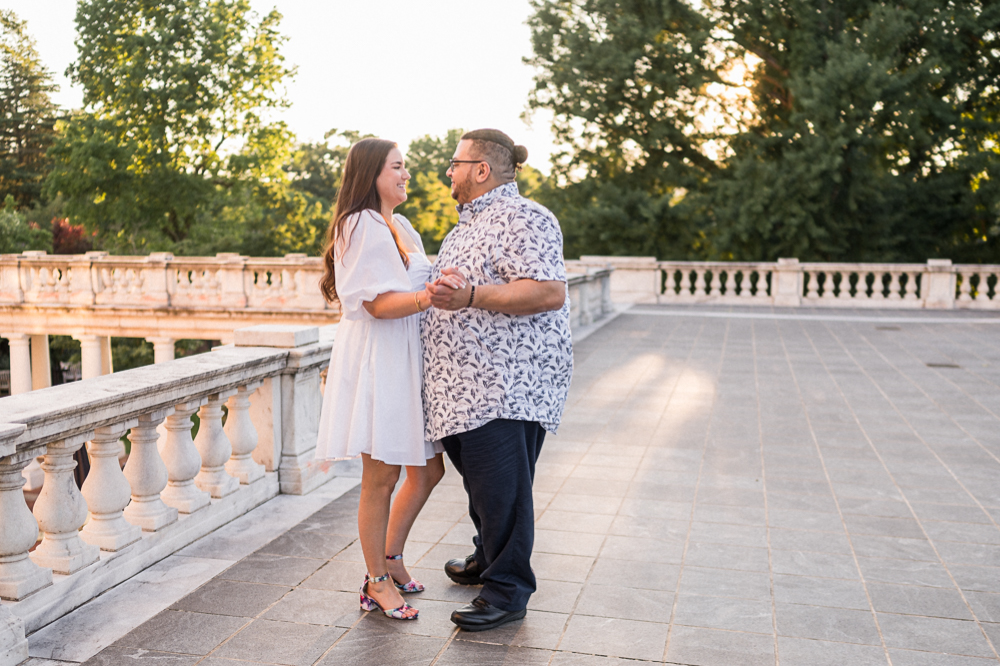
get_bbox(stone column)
[224,382,265,485]
[81,422,142,551]
[75,334,103,380]
[30,334,51,390]
[160,399,211,513]
[124,409,178,531]
[194,391,240,498]
[147,337,175,364]
[0,427,52,600]
[100,335,113,375]
[5,334,31,395]
[30,432,99,574]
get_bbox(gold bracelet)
[414,291,425,312]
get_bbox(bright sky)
[7,0,557,173]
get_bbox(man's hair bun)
[512,145,528,165]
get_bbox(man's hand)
[426,267,471,311]
[427,267,566,316]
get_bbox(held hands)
[426,267,472,311]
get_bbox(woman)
[315,138,457,620]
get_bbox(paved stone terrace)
[24,305,1000,665]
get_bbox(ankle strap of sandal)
[386,554,403,561]
[367,572,392,584]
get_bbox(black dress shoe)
[451,596,526,631]
[444,554,483,585]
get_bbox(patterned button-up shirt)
[421,182,573,441]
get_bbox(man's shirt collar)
[456,182,520,224]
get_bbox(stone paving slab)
[28,305,1000,665]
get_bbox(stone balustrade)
[569,257,1000,309]
[0,324,339,665]
[566,267,614,328]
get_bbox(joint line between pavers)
[815,320,1000,661]
[751,319,781,666]
[777,320,894,665]
[662,320,729,662]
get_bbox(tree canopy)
[45,0,305,255]
[0,10,58,209]
[527,0,1000,262]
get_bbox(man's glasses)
[449,159,484,170]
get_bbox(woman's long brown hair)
[319,138,410,303]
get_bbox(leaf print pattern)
[421,182,574,441]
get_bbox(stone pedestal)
[773,258,803,307]
[923,259,956,309]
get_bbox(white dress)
[314,210,442,466]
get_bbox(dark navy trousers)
[441,419,545,612]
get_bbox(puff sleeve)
[334,210,412,316]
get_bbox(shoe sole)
[453,608,527,632]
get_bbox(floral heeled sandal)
[386,554,425,593]
[359,573,418,620]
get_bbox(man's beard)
[451,171,474,203]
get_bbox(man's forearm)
[471,280,566,316]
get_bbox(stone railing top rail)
[574,255,1000,272]
[0,324,336,457]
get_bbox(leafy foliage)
[398,129,464,253]
[527,0,1000,262]
[45,0,300,256]
[0,10,58,209]
[0,193,51,253]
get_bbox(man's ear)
[475,161,492,184]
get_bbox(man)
[422,129,573,632]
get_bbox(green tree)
[398,129,464,253]
[0,193,51,253]
[397,129,550,253]
[45,0,296,255]
[527,0,1000,262]
[0,11,58,209]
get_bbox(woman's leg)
[385,453,445,583]
[358,454,415,616]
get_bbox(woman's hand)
[426,268,471,310]
[434,270,466,291]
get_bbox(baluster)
[0,451,53,599]
[123,409,178,531]
[81,422,142,551]
[835,273,850,299]
[805,271,819,299]
[224,382,265,485]
[160,399,211,513]
[958,272,973,302]
[708,270,721,297]
[903,271,919,301]
[195,390,240,498]
[819,273,835,299]
[32,433,101,572]
[886,272,901,300]
[693,269,707,297]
